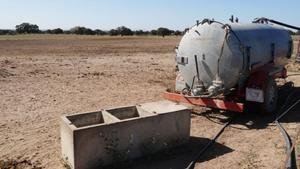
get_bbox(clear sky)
[0,0,299,31]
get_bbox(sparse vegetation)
[0,23,183,36]
[0,34,299,169]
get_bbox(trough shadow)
[112,137,233,169]
[104,84,299,169]
[196,83,300,130]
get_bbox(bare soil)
[0,35,299,169]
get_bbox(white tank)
[176,21,292,95]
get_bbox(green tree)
[44,29,52,34]
[70,26,95,35]
[83,28,95,35]
[109,29,119,36]
[63,30,71,34]
[174,30,182,36]
[0,29,16,35]
[150,30,157,35]
[94,29,107,35]
[157,27,172,37]
[117,26,133,36]
[15,23,40,34]
[52,28,64,34]
[134,30,148,36]
[45,28,64,34]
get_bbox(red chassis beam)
[163,92,244,112]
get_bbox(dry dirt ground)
[0,35,299,169]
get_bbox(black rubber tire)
[260,77,278,114]
[245,77,278,114]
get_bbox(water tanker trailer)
[164,18,299,113]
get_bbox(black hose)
[275,121,293,169]
[185,117,235,169]
[269,19,300,30]
[274,90,300,169]
[253,17,300,31]
[184,83,299,169]
[275,99,300,122]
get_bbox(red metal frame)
[246,64,287,90]
[163,64,287,113]
[163,92,244,112]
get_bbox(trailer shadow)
[197,83,300,130]
[273,84,300,124]
[118,137,233,169]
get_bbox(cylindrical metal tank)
[176,21,292,95]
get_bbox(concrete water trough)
[60,100,191,169]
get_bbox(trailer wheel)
[261,77,278,114]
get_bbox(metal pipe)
[190,76,196,91]
[253,17,300,30]
[268,19,300,31]
[216,31,228,81]
[184,93,214,99]
[194,55,201,86]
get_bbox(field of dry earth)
[0,35,299,169]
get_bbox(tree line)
[0,23,183,36]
